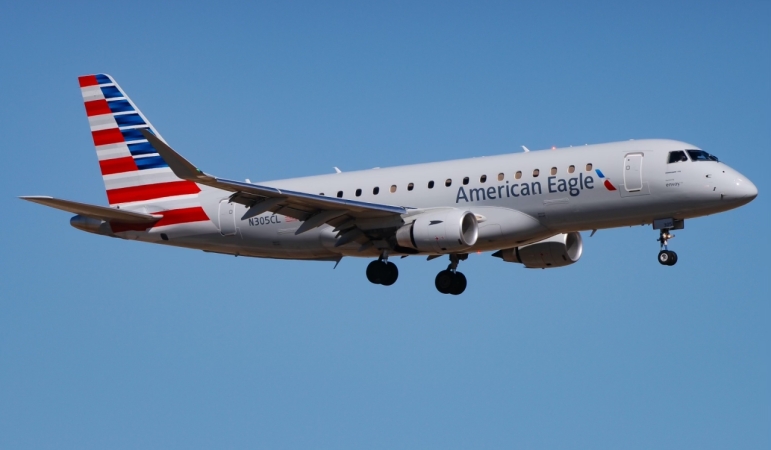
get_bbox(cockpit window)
[687,149,719,162]
[668,151,689,163]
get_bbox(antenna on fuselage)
[521,146,530,152]
[333,167,342,173]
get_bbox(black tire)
[366,260,385,284]
[381,262,399,286]
[668,251,678,266]
[435,270,454,294]
[658,251,670,265]
[449,272,467,295]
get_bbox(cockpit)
[667,149,720,164]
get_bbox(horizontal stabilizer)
[20,196,159,224]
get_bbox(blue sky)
[1,1,769,448]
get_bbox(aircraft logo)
[594,169,617,191]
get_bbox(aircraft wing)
[141,130,409,235]
[19,196,159,224]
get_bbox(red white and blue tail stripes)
[79,74,209,228]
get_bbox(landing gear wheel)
[435,270,454,294]
[657,251,669,265]
[667,251,678,266]
[449,272,467,295]
[381,262,399,286]
[658,250,678,266]
[435,270,467,295]
[366,260,386,284]
[367,260,398,285]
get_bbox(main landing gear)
[435,254,468,295]
[657,228,678,266]
[365,252,469,294]
[366,253,399,286]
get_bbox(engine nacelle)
[396,209,478,253]
[494,232,583,268]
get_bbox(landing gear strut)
[435,254,468,295]
[657,228,678,266]
[366,252,399,286]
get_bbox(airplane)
[21,74,758,295]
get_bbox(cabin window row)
[325,164,593,197]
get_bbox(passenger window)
[568,165,575,174]
[373,187,380,195]
[337,191,343,198]
[550,167,557,176]
[668,151,689,163]
[463,177,469,185]
[585,163,593,171]
[407,183,414,191]
[445,179,452,187]
[355,188,362,197]
[532,169,540,177]
[498,173,504,181]
[515,171,522,179]
[428,180,434,189]
[390,185,397,193]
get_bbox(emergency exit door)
[623,153,643,192]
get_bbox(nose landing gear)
[366,252,399,286]
[657,228,678,266]
[435,254,468,295]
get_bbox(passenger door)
[624,153,644,192]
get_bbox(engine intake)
[396,209,478,253]
[494,232,583,268]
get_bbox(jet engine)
[396,209,478,253]
[493,232,583,268]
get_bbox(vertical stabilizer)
[78,74,202,207]
[78,74,210,229]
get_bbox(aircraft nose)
[739,177,758,200]
[723,170,758,205]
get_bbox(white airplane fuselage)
[109,139,756,260]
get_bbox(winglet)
[140,129,215,183]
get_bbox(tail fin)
[78,74,202,207]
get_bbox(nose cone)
[743,178,758,200]
[723,169,758,207]
[734,175,758,201]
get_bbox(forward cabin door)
[218,200,237,236]
[623,153,643,192]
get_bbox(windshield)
[668,150,689,163]
[687,149,719,162]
